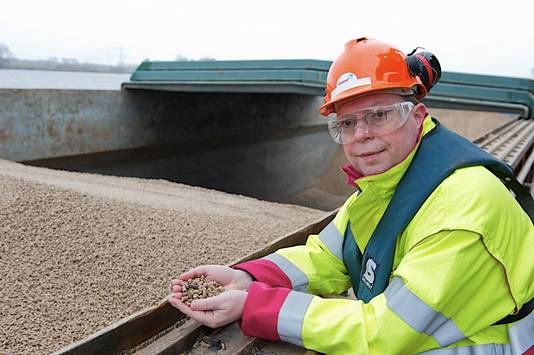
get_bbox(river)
[0,69,131,90]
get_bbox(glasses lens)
[367,108,401,135]
[327,119,344,144]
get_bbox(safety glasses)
[327,102,415,144]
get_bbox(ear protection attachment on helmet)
[406,47,441,92]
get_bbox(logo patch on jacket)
[362,258,378,289]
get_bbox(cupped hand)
[168,289,247,328]
[170,265,252,296]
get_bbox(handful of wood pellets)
[181,275,224,306]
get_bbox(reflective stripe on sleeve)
[277,291,314,347]
[418,343,513,354]
[385,277,465,347]
[262,253,308,292]
[509,312,534,354]
[318,221,344,260]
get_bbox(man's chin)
[356,162,390,177]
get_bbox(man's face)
[336,93,426,176]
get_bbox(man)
[169,38,533,354]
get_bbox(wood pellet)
[181,275,224,306]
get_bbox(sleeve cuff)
[240,281,291,341]
[234,259,292,288]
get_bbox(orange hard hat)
[320,37,428,116]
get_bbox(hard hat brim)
[319,83,424,116]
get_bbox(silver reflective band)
[385,277,465,347]
[418,343,513,355]
[318,222,344,260]
[509,312,534,354]
[277,291,314,347]
[262,253,309,292]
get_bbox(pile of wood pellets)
[0,160,325,355]
[181,276,224,306]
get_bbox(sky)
[1,0,533,78]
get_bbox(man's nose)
[352,121,371,141]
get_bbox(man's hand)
[170,265,252,295]
[168,290,247,328]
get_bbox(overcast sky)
[1,0,533,78]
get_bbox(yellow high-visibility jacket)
[235,117,534,354]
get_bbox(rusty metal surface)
[0,89,325,162]
[132,318,206,355]
[52,301,185,355]
[134,322,317,355]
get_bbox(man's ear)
[412,103,428,127]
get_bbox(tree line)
[0,43,134,73]
[0,43,217,73]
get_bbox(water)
[0,69,131,90]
